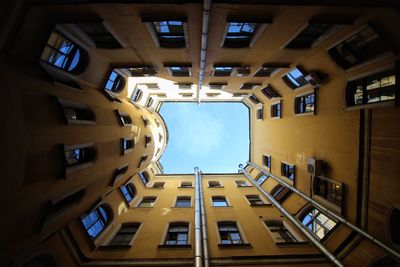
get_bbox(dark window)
[369,255,400,267]
[108,223,140,247]
[152,182,165,189]
[281,163,295,181]
[240,83,261,90]
[223,22,259,48]
[131,89,143,102]
[209,83,227,90]
[165,223,189,245]
[313,176,343,207]
[129,66,157,76]
[208,181,222,188]
[175,196,191,208]
[264,221,298,243]
[345,68,396,107]
[213,66,234,76]
[235,180,250,187]
[261,85,281,99]
[271,184,292,204]
[152,21,186,48]
[146,97,154,108]
[300,207,337,240]
[77,22,122,48]
[256,174,269,185]
[139,172,149,186]
[142,116,149,127]
[105,71,124,92]
[139,155,148,168]
[254,64,289,77]
[138,197,156,208]
[112,165,128,185]
[121,138,134,154]
[81,204,112,239]
[177,83,192,89]
[167,66,191,77]
[256,107,264,120]
[57,98,95,124]
[40,31,87,74]
[389,207,400,246]
[282,67,308,89]
[64,145,96,168]
[120,183,136,203]
[236,66,251,76]
[248,94,261,104]
[286,24,335,49]
[117,112,133,126]
[263,155,271,169]
[295,92,315,114]
[246,195,265,206]
[328,26,391,70]
[218,222,243,244]
[271,102,282,118]
[145,135,152,147]
[212,196,228,207]
[180,181,193,188]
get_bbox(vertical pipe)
[246,161,400,261]
[239,164,345,267]
[197,169,210,267]
[194,167,203,267]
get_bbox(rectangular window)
[261,85,281,99]
[208,181,223,188]
[166,65,191,77]
[295,92,315,115]
[218,222,243,244]
[285,23,335,49]
[213,66,234,76]
[256,174,269,185]
[139,172,149,186]
[270,102,282,118]
[282,67,308,89]
[164,223,189,245]
[63,144,96,174]
[256,107,264,120]
[264,221,299,244]
[254,63,289,77]
[313,176,343,207]
[138,197,157,208]
[281,163,295,182]
[240,83,262,90]
[108,223,140,247]
[246,195,265,206]
[235,180,250,187]
[77,22,122,48]
[152,182,165,189]
[262,155,271,169]
[177,83,192,90]
[116,110,133,126]
[248,94,261,104]
[235,66,251,76]
[180,181,193,188]
[175,196,192,208]
[212,196,228,207]
[142,83,159,90]
[145,135,152,147]
[271,184,292,204]
[223,22,261,48]
[57,98,95,124]
[150,20,187,48]
[209,83,228,90]
[121,138,134,155]
[129,66,157,77]
[112,164,128,185]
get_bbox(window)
[248,94,261,104]
[131,88,143,102]
[209,83,228,90]
[120,183,136,203]
[218,222,243,244]
[116,110,133,126]
[261,85,281,99]
[285,23,335,49]
[129,66,157,76]
[208,181,223,188]
[264,221,300,244]
[271,101,282,118]
[389,207,400,246]
[295,92,315,115]
[152,182,165,189]
[254,63,289,77]
[212,196,229,207]
[240,83,261,90]
[77,22,122,48]
[313,176,343,207]
[256,174,269,185]
[236,66,251,76]
[262,155,271,169]
[246,195,265,206]
[235,180,250,187]
[256,107,264,120]
[40,31,87,74]
[175,196,192,208]
[213,66,234,76]
[139,172,149,186]
[180,181,193,188]
[105,70,124,92]
[345,68,396,107]
[81,204,112,239]
[177,83,192,90]
[145,97,154,108]
[145,135,152,147]
[57,98,95,124]
[327,25,392,70]
[121,138,134,155]
[164,223,189,245]
[271,184,292,204]
[138,197,157,208]
[112,165,128,185]
[300,207,337,240]
[108,223,140,247]
[150,20,187,48]
[222,22,260,48]
[281,163,295,182]
[64,144,96,173]
[282,67,308,89]
[166,65,191,77]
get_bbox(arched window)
[40,31,88,74]
[131,89,143,102]
[368,255,400,267]
[105,70,124,93]
[300,207,337,240]
[23,253,58,267]
[81,204,112,239]
[120,183,136,203]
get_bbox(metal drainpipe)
[194,167,203,267]
[246,161,400,262]
[197,0,211,105]
[239,164,345,267]
[197,168,210,267]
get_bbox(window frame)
[282,66,309,90]
[136,196,157,208]
[56,97,95,125]
[179,181,193,188]
[208,180,223,188]
[119,182,136,205]
[115,110,133,126]
[144,18,189,48]
[77,21,122,49]
[262,220,309,246]
[174,196,192,208]
[216,221,251,247]
[211,196,230,207]
[159,222,191,248]
[245,194,269,207]
[234,180,252,187]
[80,203,113,242]
[62,143,96,178]
[152,181,166,189]
[255,174,269,186]
[104,70,125,93]
[104,223,141,248]
[121,137,134,155]
[270,100,282,119]
[299,206,339,241]
[221,18,270,48]
[294,90,316,116]
[139,171,149,187]
[312,176,344,214]
[280,162,296,185]
[165,64,192,77]
[262,154,271,169]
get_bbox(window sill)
[178,186,194,189]
[158,244,192,249]
[237,185,253,188]
[294,111,315,117]
[172,206,193,209]
[212,206,233,208]
[208,186,224,188]
[250,203,272,207]
[218,243,252,248]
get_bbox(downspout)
[194,167,203,267]
[246,161,400,262]
[197,0,211,105]
[239,164,345,267]
[197,168,210,267]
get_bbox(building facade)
[0,0,399,266]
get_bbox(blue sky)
[159,102,249,173]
